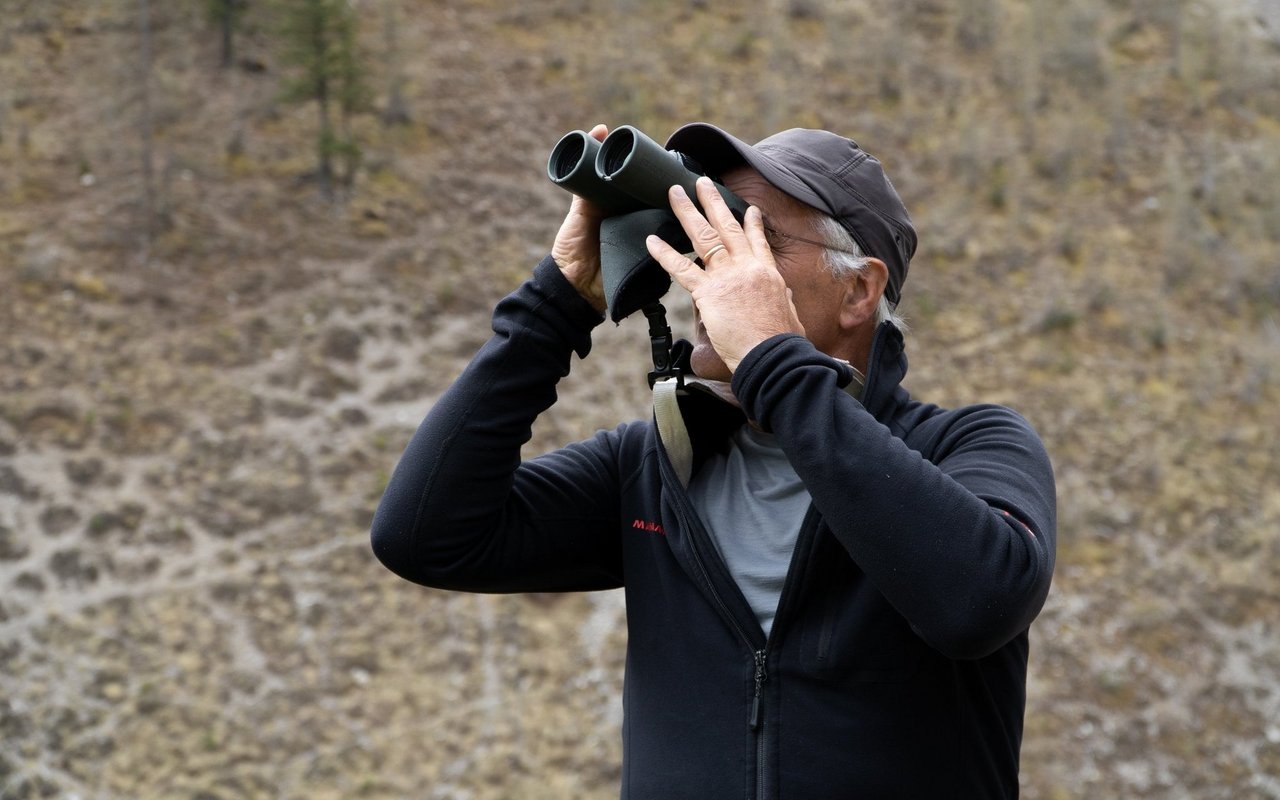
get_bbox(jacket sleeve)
[370,257,626,593]
[732,334,1056,660]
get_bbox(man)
[371,122,1056,798]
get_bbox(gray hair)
[811,214,909,334]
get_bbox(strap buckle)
[642,302,684,390]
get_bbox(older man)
[372,122,1056,799]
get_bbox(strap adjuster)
[643,302,684,389]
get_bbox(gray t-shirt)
[687,424,811,639]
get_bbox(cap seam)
[760,162,824,203]
[759,144,866,177]
[758,143,911,240]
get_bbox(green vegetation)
[206,0,249,68]
[274,0,373,199]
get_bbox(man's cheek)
[690,343,731,381]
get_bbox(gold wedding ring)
[702,243,728,262]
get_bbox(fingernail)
[671,185,687,199]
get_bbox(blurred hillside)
[1,0,1279,797]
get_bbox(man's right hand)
[551,123,609,314]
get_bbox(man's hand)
[550,123,609,314]
[646,177,804,375]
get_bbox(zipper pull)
[749,649,768,730]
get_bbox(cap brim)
[665,123,830,214]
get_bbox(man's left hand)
[645,177,805,375]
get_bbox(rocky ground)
[1,143,671,795]
[2,0,1280,798]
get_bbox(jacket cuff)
[533,256,606,324]
[521,256,606,359]
[731,334,855,430]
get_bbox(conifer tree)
[380,0,411,127]
[276,0,371,199]
[208,0,248,69]
[139,0,157,253]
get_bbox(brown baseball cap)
[666,123,917,307]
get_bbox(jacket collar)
[668,322,909,472]
[859,322,909,422]
[670,323,909,425]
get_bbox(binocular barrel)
[547,126,749,219]
[597,126,750,218]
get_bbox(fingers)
[668,177,752,263]
[568,191,604,221]
[668,183,725,257]
[588,123,608,143]
[694,176,744,238]
[646,234,704,294]
[742,206,771,260]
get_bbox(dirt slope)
[2,1,1279,797]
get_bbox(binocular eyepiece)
[547,126,749,322]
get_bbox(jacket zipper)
[684,506,771,800]
[659,438,827,800]
[752,648,768,800]
[679,497,758,652]
[661,455,770,798]
[749,648,767,729]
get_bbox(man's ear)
[839,257,889,330]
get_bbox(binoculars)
[547,126,749,323]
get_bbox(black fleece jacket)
[371,257,1057,799]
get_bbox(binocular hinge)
[643,302,683,390]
